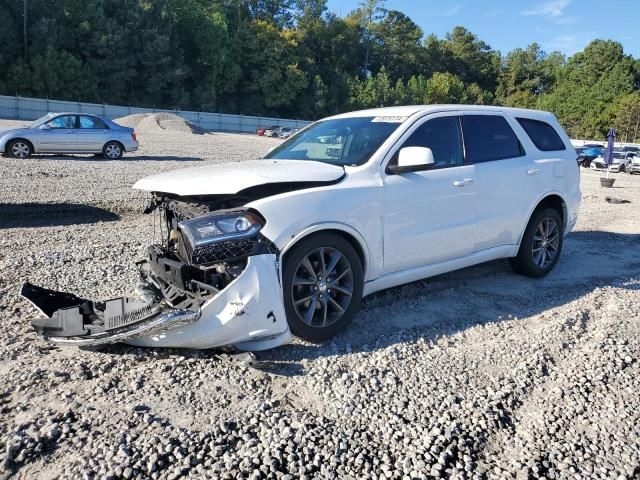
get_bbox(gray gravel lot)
[0,120,639,479]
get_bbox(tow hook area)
[21,283,199,346]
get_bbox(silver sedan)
[0,113,138,159]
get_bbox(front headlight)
[179,211,264,248]
[178,211,267,265]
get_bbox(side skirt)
[363,245,518,297]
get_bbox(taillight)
[131,131,137,141]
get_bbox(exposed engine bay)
[139,193,278,312]
[22,173,346,349]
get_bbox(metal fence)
[0,95,311,133]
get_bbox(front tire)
[7,139,32,158]
[283,233,363,342]
[509,208,563,278]
[102,141,123,160]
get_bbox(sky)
[325,0,640,58]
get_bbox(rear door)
[382,113,478,272]
[461,113,554,250]
[77,115,110,152]
[38,115,78,152]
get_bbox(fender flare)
[278,222,372,282]
[516,191,568,248]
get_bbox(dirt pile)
[116,112,205,134]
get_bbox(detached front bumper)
[22,254,291,351]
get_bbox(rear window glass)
[516,118,566,152]
[461,115,524,163]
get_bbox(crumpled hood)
[133,159,345,196]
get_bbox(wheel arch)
[104,139,125,152]
[517,193,567,248]
[6,137,35,154]
[279,223,370,281]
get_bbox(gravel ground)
[0,119,639,479]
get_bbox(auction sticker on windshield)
[371,116,407,123]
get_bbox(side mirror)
[39,124,50,130]
[387,147,435,175]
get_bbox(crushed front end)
[22,193,292,351]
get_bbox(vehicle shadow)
[0,203,120,228]
[21,154,204,162]
[255,229,640,375]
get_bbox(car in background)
[590,151,637,172]
[280,128,299,139]
[276,127,292,138]
[583,143,604,148]
[627,155,640,174]
[620,145,640,154]
[576,146,602,167]
[0,113,138,159]
[264,126,283,137]
[256,125,280,136]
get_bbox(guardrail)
[0,95,311,133]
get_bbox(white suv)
[24,105,581,351]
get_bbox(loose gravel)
[1,120,639,479]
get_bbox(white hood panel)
[133,159,344,196]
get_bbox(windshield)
[29,114,54,128]
[613,153,625,160]
[264,117,403,166]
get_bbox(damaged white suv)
[23,106,581,351]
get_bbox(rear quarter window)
[461,115,524,163]
[516,117,566,152]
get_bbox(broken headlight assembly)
[177,210,270,266]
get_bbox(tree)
[442,26,501,92]
[371,10,423,81]
[352,0,386,75]
[496,43,565,108]
[537,40,638,138]
[425,72,466,104]
[611,94,640,143]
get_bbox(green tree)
[371,10,423,81]
[425,72,466,104]
[611,94,640,143]
[496,43,565,108]
[537,40,638,138]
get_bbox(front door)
[382,114,478,273]
[38,115,78,152]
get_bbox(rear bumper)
[22,254,291,351]
[123,140,139,152]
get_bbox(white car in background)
[627,154,640,174]
[590,151,637,172]
[23,105,581,351]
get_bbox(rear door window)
[516,118,566,151]
[79,116,108,129]
[461,115,524,163]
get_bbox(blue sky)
[325,0,640,58]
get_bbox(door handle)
[453,178,474,187]
[527,168,541,175]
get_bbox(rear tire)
[7,139,32,158]
[509,208,563,278]
[283,233,363,342]
[102,141,123,160]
